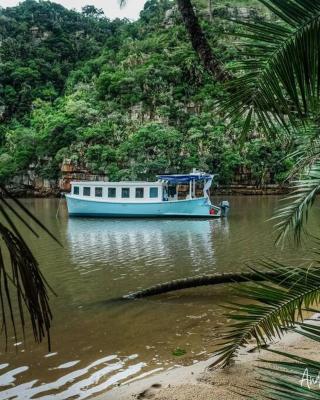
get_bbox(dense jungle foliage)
[0,0,292,185]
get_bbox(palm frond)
[248,322,320,399]
[286,125,320,180]
[0,186,59,349]
[211,263,320,369]
[272,161,320,245]
[220,0,320,135]
[255,373,320,399]
[0,186,61,246]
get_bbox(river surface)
[0,196,318,399]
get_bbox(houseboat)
[65,172,230,218]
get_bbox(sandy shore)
[94,316,319,400]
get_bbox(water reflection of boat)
[66,218,229,272]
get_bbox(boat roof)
[157,173,213,183]
[71,172,214,186]
[70,181,161,186]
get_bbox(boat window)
[83,187,91,196]
[95,187,103,197]
[121,188,130,198]
[73,186,79,195]
[135,187,144,198]
[149,187,159,198]
[108,187,116,198]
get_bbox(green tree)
[0,0,123,122]
[81,5,104,19]
[119,123,183,179]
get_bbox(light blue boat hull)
[65,195,221,218]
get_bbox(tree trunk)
[123,271,280,299]
[176,0,230,81]
[208,0,213,22]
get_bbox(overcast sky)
[0,0,147,20]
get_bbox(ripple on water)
[4,198,318,399]
[0,366,29,387]
[0,354,145,400]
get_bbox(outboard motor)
[220,200,230,217]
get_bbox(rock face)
[5,157,287,198]
[59,159,107,193]
[4,158,109,197]
[6,173,59,197]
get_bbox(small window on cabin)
[121,188,130,198]
[108,188,116,198]
[95,187,103,197]
[73,186,79,195]
[149,187,159,198]
[135,188,144,198]
[83,187,91,196]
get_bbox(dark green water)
[0,197,318,399]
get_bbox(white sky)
[0,0,147,20]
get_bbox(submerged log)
[124,271,280,299]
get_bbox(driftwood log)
[124,271,280,299]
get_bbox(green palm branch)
[0,186,59,349]
[211,263,320,368]
[271,124,320,244]
[272,161,320,245]
[210,0,320,387]
[287,127,320,180]
[251,323,320,399]
[222,0,320,135]
[219,0,320,242]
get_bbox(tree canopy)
[0,0,290,185]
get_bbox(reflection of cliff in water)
[66,218,230,277]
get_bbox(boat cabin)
[69,172,214,203]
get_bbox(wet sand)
[97,317,319,400]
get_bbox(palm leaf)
[0,186,59,349]
[256,375,320,399]
[248,323,320,399]
[272,161,320,245]
[218,0,320,240]
[286,125,320,180]
[211,263,320,368]
[220,0,320,135]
